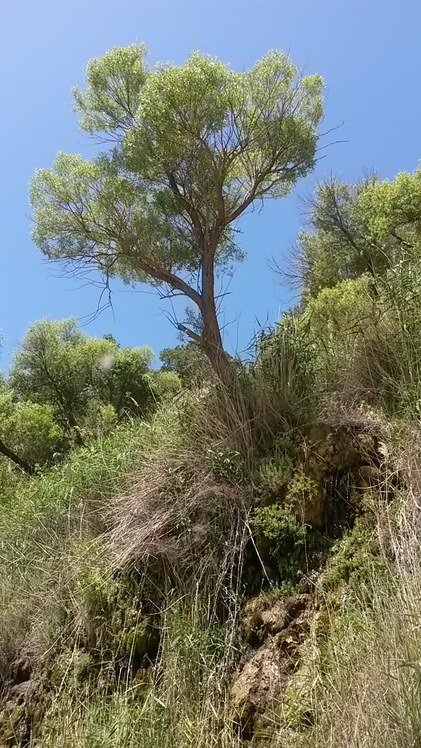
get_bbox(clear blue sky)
[1,0,420,367]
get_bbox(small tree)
[294,167,421,300]
[0,389,64,468]
[159,343,211,386]
[9,318,157,440]
[30,45,324,381]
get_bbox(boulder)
[230,594,313,737]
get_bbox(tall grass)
[33,599,244,748]
[0,390,255,746]
[0,415,171,680]
[272,438,421,748]
[5,282,421,747]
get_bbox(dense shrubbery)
[0,318,181,470]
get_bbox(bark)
[0,438,35,475]
[164,176,232,382]
[201,248,232,383]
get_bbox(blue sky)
[1,0,420,367]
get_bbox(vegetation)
[2,41,421,748]
[30,45,323,380]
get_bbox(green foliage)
[253,502,309,587]
[358,166,421,247]
[253,312,318,428]
[296,167,421,300]
[304,275,376,391]
[295,177,378,298]
[255,435,295,496]
[205,444,244,484]
[9,116,421,746]
[254,502,308,543]
[286,472,320,511]
[73,44,148,135]
[322,515,384,591]
[9,318,159,443]
[148,369,182,404]
[159,343,211,387]
[29,605,240,748]
[0,413,167,680]
[0,392,64,465]
[122,49,323,207]
[261,260,421,417]
[30,45,323,377]
[287,552,421,748]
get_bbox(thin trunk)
[0,438,34,475]
[66,411,84,446]
[201,249,232,383]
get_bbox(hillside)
[1,166,421,747]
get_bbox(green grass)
[271,483,421,748]
[0,413,176,681]
[30,604,244,747]
[3,326,421,748]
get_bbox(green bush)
[253,503,309,588]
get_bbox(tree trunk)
[0,438,34,475]
[201,250,232,383]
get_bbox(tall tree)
[30,45,324,381]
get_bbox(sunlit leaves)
[30,152,191,279]
[31,46,323,283]
[73,44,148,136]
[9,319,159,437]
[31,45,323,377]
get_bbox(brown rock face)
[292,424,380,529]
[230,594,313,738]
[230,637,290,738]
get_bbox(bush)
[253,503,309,588]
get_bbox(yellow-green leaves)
[73,44,148,135]
[123,49,323,210]
[31,45,324,379]
[30,152,189,278]
[358,166,421,243]
[33,45,324,269]
[296,167,421,301]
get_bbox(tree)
[9,318,157,441]
[0,389,64,469]
[294,167,421,300]
[0,336,36,474]
[30,45,324,381]
[159,343,211,387]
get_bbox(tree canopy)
[9,318,163,436]
[0,318,182,474]
[30,45,324,380]
[295,165,421,299]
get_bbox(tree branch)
[177,324,203,345]
[133,252,204,310]
[0,438,34,475]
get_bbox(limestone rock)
[231,594,313,736]
[230,635,292,734]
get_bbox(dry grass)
[110,457,251,576]
[32,598,245,748]
[272,431,421,748]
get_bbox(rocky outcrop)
[230,594,314,741]
[0,682,32,747]
[291,423,380,530]
[232,424,385,743]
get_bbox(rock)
[243,594,311,645]
[230,635,293,735]
[11,655,32,685]
[290,424,380,529]
[231,594,313,737]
